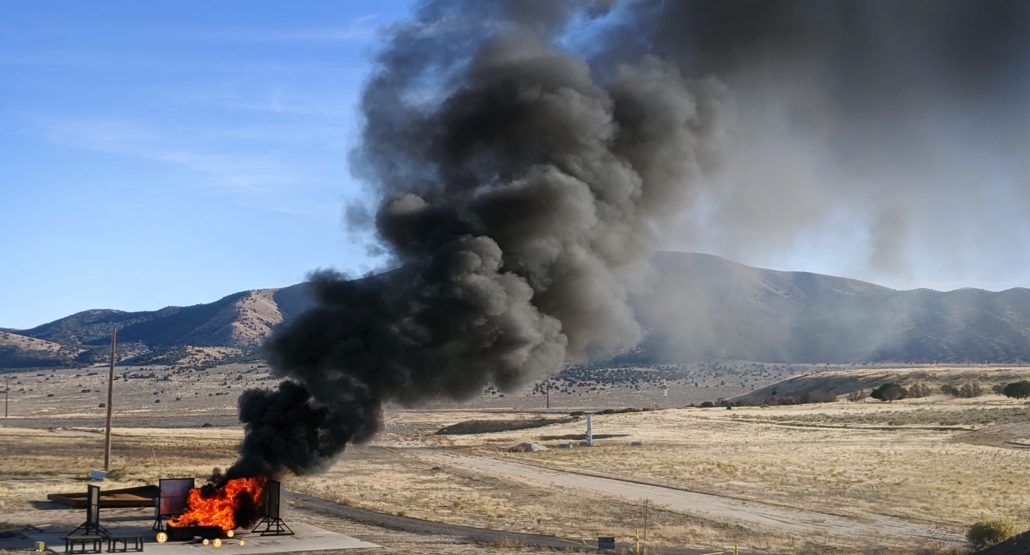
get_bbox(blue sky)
[2,1,1028,329]
[0,1,416,328]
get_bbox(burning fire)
[168,476,266,531]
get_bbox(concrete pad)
[25,522,379,553]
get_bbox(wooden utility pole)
[103,327,117,472]
[545,381,550,409]
[643,498,648,540]
[4,375,9,418]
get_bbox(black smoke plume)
[224,0,1030,480]
[223,0,723,480]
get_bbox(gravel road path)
[415,450,964,547]
[285,490,715,554]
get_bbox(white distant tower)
[586,413,593,446]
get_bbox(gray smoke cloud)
[600,0,1030,287]
[226,0,723,479]
[598,0,1030,366]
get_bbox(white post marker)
[586,413,593,446]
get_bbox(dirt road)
[415,449,964,546]
[286,491,715,555]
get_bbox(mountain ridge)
[628,252,1030,365]
[2,253,1028,369]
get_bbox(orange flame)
[168,476,266,531]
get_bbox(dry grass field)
[3,364,1030,554]
[473,404,1027,531]
[0,360,822,427]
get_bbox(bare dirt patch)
[434,417,573,435]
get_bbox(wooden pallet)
[47,485,159,508]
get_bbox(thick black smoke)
[225,0,1030,479]
[225,0,723,479]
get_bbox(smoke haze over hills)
[588,0,1030,290]
[629,253,1030,365]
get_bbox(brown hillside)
[734,365,1030,404]
[0,330,73,354]
[179,289,285,348]
[0,330,86,367]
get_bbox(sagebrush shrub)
[960,383,983,398]
[871,383,907,402]
[966,519,1015,549]
[908,383,932,398]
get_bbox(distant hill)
[2,284,312,368]
[0,330,85,368]
[625,252,1030,365]
[730,366,1030,406]
[2,253,1029,369]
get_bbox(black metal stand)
[251,479,294,536]
[68,485,110,538]
[252,515,294,536]
[67,522,110,537]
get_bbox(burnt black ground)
[972,530,1030,555]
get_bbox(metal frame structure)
[68,485,110,537]
[153,478,195,531]
[251,480,293,536]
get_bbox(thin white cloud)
[168,13,393,43]
[34,116,314,196]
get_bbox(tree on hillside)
[871,382,907,402]
[907,383,931,398]
[1003,381,1030,399]
[959,383,983,398]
